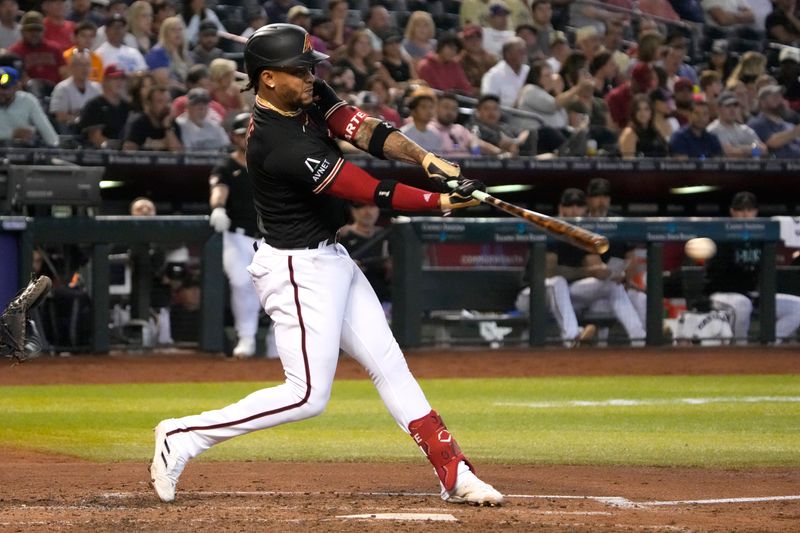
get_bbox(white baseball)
[685,237,717,260]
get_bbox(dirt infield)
[2,347,799,532]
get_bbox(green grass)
[1,375,799,467]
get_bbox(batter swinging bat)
[447,180,610,254]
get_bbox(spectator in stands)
[284,4,308,28]
[328,64,356,96]
[128,71,154,112]
[240,7,267,41]
[672,76,695,124]
[336,30,377,93]
[574,26,602,63]
[776,46,800,111]
[378,34,416,86]
[181,0,225,46]
[515,23,541,63]
[660,32,698,87]
[327,0,352,53]
[590,50,618,98]
[620,94,669,158]
[669,100,723,158]
[634,29,665,67]
[748,83,800,157]
[482,2,515,57]
[417,32,474,96]
[95,14,147,74]
[515,59,567,129]
[766,0,800,45]
[560,51,588,91]
[108,0,129,19]
[79,64,130,148]
[363,5,393,54]
[172,64,225,123]
[607,62,655,129]
[469,93,532,156]
[50,50,100,132]
[530,0,555,57]
[94,2,138,50]
[603,20,630,74]
[707,191,800,343]
[122,85,182,151]
[703,39,737,82]
[402,11,436,66]
[731,51,768,106]
[649,86,681,142]
[152,0,176,39]
[0,0,20,50]
[191,20,223,66]
[546,30,569,73]
[399,90,441,152]
[41,0,75,53]
[9,11,65,86]
[127,1,154,56]
[63,21,103,83]
[67,0,104,27]
[175,87,227,151]
[699,70,724,116]
[459,26,497,93]
[537,187,645,346]
[0,66,59,146]
[146,16,191,91]
[432,92,506,156]
[263,0,300,25]
[482,37,530,107]
[364,75,401,127]
[702,0,759,51]
[708,90,767,157]
[209,57,245,116]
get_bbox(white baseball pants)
[569,277,647,342]
[516,277,581,341]
[169,241,432,459]
[223,231,261,339]
[711,292,800,343]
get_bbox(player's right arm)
[312,79,478,193]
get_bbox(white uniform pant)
[515,276,582,341]
[569,277,647,342]
[711,292,800,343]
[223,231,261,339]
[171,241,432,459]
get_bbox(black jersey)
[705,241,761,296]
[210,156,259,238]
[247,99,349,249]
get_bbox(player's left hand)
[439,187,481,212]
[312,79,343,114]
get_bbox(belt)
[256,235,338,251]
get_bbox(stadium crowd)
[1,0,800,158]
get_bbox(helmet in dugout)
[244,23,329,82]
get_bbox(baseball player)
[707,191,800,343]
[150,23,503,506]
[208,112,263,357]
[547,188,647,345]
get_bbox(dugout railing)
[0,216,224,353]
[390,217,782,348]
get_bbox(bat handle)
[445,179,490,201]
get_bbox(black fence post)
[646,242,664,346]
[391,221,422,348]
[91,243,110,353]
[200,232,224,352]
[528,242,546,347]
[760,241,777,344]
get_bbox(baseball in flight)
[684,237,717,260]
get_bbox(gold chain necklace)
[256,95,302,117]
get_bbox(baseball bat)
[217,30,248,44]
[447,180,610,254]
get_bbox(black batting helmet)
[244,23,328,81]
